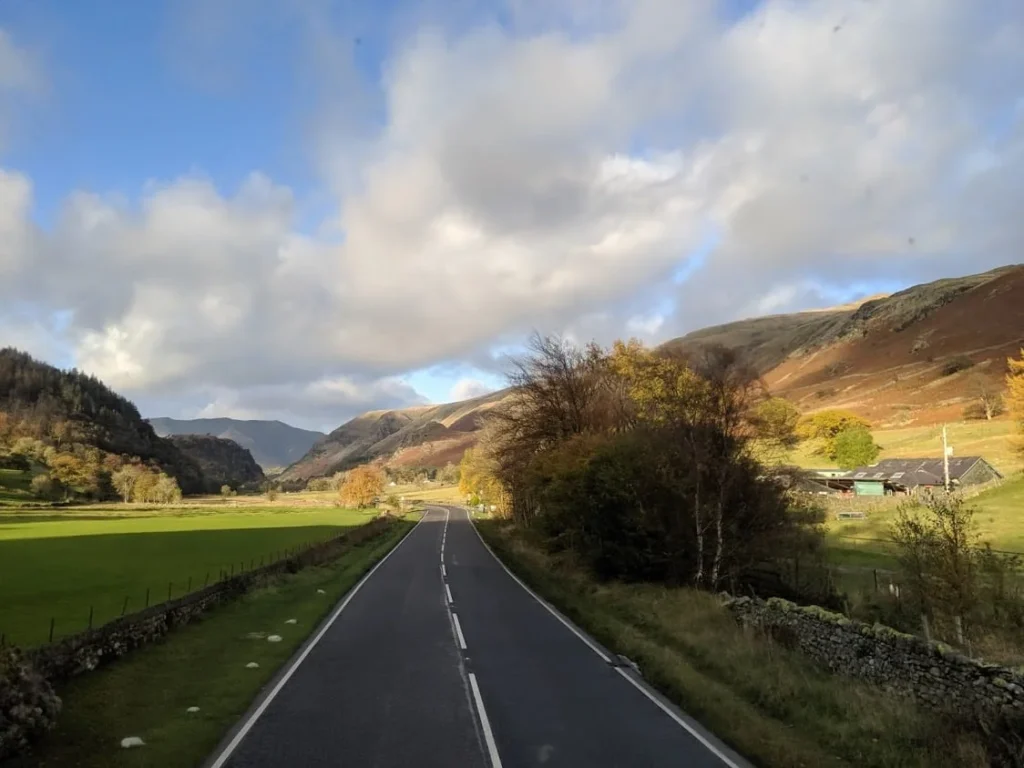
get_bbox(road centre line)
[452,612,468,650]
[468,673,504,768]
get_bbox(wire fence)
[0,534,341,650]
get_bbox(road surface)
[208,507,748,768]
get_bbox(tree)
[891,494,979,644]
[833,426,880,469]
[133,470,158,503]
[221,484,233,498]
[1008,350,1024,454]
[438,461,459,485]
[751,397,800,456]
[339,465,385,508]
[152,473,182,504]
[965,374,1004,421]
[30,472,64,501]
[796,409,872,460]
[112,465,144,503]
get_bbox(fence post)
[145,587,150,608]
[250,558,254,571]
[204,572,210,588]
[167,581,173,601]
[88,605,94,630]
[187,576,192,593]
[48,617,55,643]
[121,596,129,616]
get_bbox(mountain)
[166,434,265,492]
[281,264,1024,486]
[0,348,204,494]
[276,389,511,485]
[660,264,1024,426]
[147,418,324,470]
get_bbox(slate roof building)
[831,456,1002,496]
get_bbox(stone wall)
[26,516,393,683]
[723,595,1024,717]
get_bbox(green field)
[0,505,380,647]
[14,519,414,768]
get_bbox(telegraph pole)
[942,424,951,492]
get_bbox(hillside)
[166,434,265,492]
[280,264,1024,486]
[277,389,510,485]
[148,417,324,470]
[0,348,204,495]
[661,264,1024,426]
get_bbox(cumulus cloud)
[2,0,1023,426]
[449,378,495,402]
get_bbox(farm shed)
[836,456,1001,496]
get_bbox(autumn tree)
[152,473,183,503]
[797,409,873,460]
[340,464,385,508]
[133,470,158,504]
[751,397,801,459]
[112,465,144,503]
[1008,350,1024,454]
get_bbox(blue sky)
[0,1,1019,430]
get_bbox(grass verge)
[476,519,988,768]
[13,517,415,768]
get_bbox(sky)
[0,0,1022,432]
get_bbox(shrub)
[0,647,62,761]
[941,356,975,376]
[29,473,64,501]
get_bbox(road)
[208,507,748,768]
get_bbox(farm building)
[827,456,1002,496]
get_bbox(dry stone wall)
[723,594,1024,717]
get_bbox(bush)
[941,356,975,376]
[0,647,62,761]
[29,473,64,501]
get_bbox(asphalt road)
[208,506,748,768]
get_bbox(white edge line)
[207,513,425,768]
[612,668,743,768]
[441,564,447,577]
[464,507,745,768]
[466,509,611,663]
[445,583,454,605]
[452,612,468,650]
[468,672,504,768]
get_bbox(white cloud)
[2,1,1024,427]
[449,378,495,402]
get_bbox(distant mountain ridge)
[148,418,324,470]
[277,389,510,485]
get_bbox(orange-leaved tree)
[1007,349,1024,455]
[339,464,386,508]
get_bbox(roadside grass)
[12,518,415,768]
[476,519,988,768]
[0,506,379,647]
